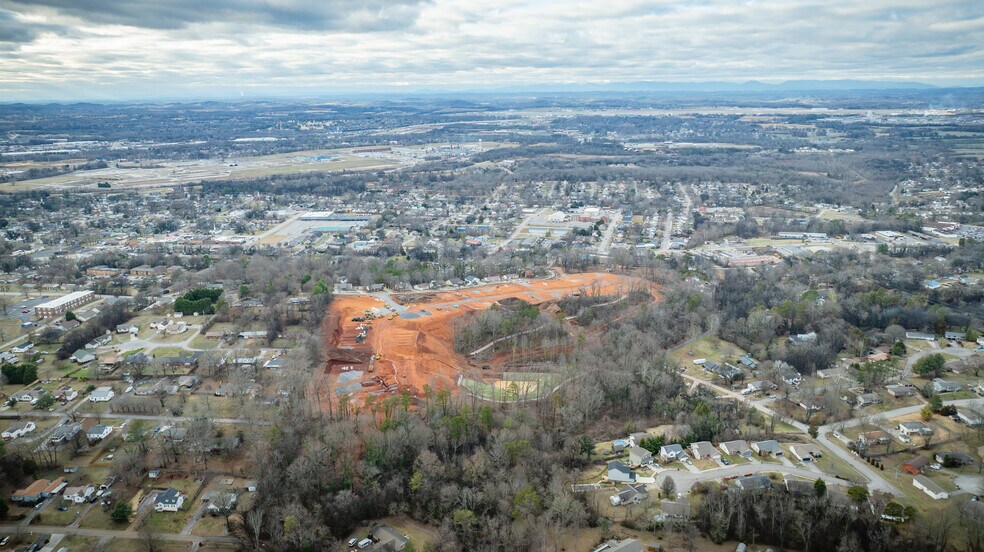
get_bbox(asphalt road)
[0,524,238,544]
[682,371,984,496]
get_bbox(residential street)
[681,371,984,496]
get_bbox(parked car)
[348,538,358,547]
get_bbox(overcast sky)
[0,0,982,101]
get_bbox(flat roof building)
[34,290,95,318]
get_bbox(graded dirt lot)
[322,272,657,405]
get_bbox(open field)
[1,149,401,192]
[323,273,659,404]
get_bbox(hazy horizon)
[1,0,983,102]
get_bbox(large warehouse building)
[33,290,95,318]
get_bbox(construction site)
[321,272,659,406]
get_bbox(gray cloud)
[0,0,428,31]
[0,0,981,101]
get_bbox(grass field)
[669,336,747,368]
[460,372,560,402]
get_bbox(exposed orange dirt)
[322,272,658,404]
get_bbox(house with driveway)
[155,488,185,512]
[609,484,648,506]
[86,424,112,442]
[902,456,929,475]
[899,421,933,436]
[628,446,653,467]
[751,440,783,457]
[2,421,36,440]
[789,444,823,462]
[690,441,721,460]
[932,379,962,394]
[735,474,773,491]
[607,461,637,483]
[913,475,949,500]
[659,444,687,463]
[719,440,752,458]
[89,386,115,402]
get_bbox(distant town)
[0,92,983,552]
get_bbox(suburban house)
[734,474,773,491]
[690,441,721,460]
[369,524,410,551]
[899,421,934,436]
[654,500,691,522]
[70,349,96,364]
[3,421,36,440]
[63,486,95,504]
[741,380,774,395]
[932,379,962,394]
[856,393,882,407]
[858,430,890,446]
[204,492,238,515]
[116,323,139,334]
[784,479,817,498]
[53,385,78,401]
[627,432,651,448]
[719,440,752,458]
[86,424,112,441]
[789,444,823,462]
[659,444,687,463]
[89,387,115,402]
[751,440,784,457]
[11,478,66,503]
[902,456,930,475]
[84,333,112,349]
[886,385,915,398]
[609,484,648,506]
[935,452,974,467]
[12,390,41,404]
[957,410,983,426]
[50,423,82,444]
[817,368,843,379]
[159,427,188,443]
[913,475,949,500]
[154,488,185,512]
[628,446,653,467]
[607,461,637,483]
[789,332,818,345]
[738,355,758,370]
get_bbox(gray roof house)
[659,444,687,462]
[932,379,962,393]
[752,440,784,457]
[735,474,773,491]
[690,441,720,460]
[609,484,648,506]
[607,461,637,483]
[628,446,653,467]
[719,440,752,458]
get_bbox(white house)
[63,486,95,504]
[2,421,36,440]
[899,422,933,436]
[913,475,949,500]
[89,387,115,402]
[154,488,185,512]
[659,444,687,463]
[86,424,112,441]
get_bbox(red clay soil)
[323,272,658,404]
